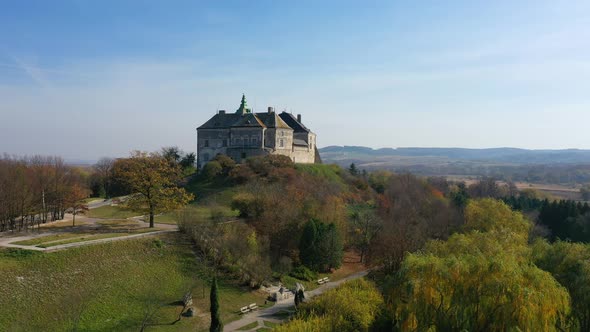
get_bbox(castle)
[196,95,319,168]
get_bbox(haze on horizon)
[1,1,590,161]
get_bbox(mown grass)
[37,230,162,248]
[13,232,90,246]
[0,233,267,331]
[86,205,140,219]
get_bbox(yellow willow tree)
[116,151,194,227]
[393,199,571,331]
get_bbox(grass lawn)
[37,230,162,248]
[86,205,140,219]
[0,233,268,331]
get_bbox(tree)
[161,146,181,164]
[299,219,319,268]
[209,277,223,332]
[94,157,114,198]
[179,152,196,169]
[534,240,590,330]
[391,199,570,331]
[299,219,343,272]
[116,151,194,228]
[348,163,359,176]
[350,206,382,263]
[65,183,90,227]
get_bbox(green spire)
[236,93,250,114]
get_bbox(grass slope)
[0,233,267,331]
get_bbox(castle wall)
[197,129,230,168]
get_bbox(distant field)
[0,233,268,331]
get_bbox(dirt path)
[223,269,369,331]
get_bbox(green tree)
[299,219,318,268]
[348,163,359,176]
[533,240,590,330]
[392,199,570,331]
[116,151,194,227]
[209,276,223,332]
[299,219,343,272]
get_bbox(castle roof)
[197,95,311,132]
[255,112,292,129]
[279,112,310,133]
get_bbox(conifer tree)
[210,277,223,332]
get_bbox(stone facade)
[196,95,319,168]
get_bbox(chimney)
[218,110,226,114]
[297,114,302,122]
[268,106,274,113]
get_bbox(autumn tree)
[116,151,194,227]
[392,199,571,331]
[533,240,590,330]
[65,183,90,226]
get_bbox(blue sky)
[1,1,590,161]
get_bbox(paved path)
[223,269,369,331]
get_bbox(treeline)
[504,196,590,242]
[0,155,88,232]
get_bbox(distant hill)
[319,146,590,185]
[319,146,590,165]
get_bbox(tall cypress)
[210,276,223,332]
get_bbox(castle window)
[251,137,258,146]
[204,140,209,147]
[222,139,227,147]
[241,152,246,159]
[279,139,284,147]
[280,131,284,137]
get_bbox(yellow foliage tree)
[116,151,194,227]
[393,199,571,331]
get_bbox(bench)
[248,303,258,310]
[240,306,250,314]
[317,277,330,285]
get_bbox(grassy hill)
[0,233,267,331]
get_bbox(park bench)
[240,306,250,314]
[317,277,330,285]
[248,303,258,310]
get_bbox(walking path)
[0,199,178,252]
[223,269,369,331]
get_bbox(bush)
[277,279,384,332]
[289,265,317,281]
[202,161,222,179]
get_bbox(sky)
[1,0,590,162]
